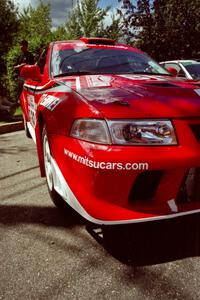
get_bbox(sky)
[12,0,119,28]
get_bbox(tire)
[23,115,31,138]
[42,127,68,209]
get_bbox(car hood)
[57,74,200,118]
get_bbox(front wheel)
[42,127,68,209]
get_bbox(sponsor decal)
[85,75,112,88]
[119,74,167,81]
[40,94,64,111]
[27,95,36,127]
[64,148,149,171]
[76,77,81,91]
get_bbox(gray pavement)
[0,131,200,300]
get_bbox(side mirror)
[20,64,42,81]
[166,67,178,77]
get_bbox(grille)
[190,124,200,142]
[129,170,164,202]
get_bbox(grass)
[14,106,22,116]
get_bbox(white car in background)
[160,60,200,80]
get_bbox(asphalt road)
[0,131,200,300]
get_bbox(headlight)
[70,119,111,144]
[71,119,177,145]
[107,120,177,145]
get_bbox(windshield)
[51,45,169,77]
[184,63,200,80]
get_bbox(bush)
[6,45,20,102]
[6,37,52,103]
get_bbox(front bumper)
[49,118,200,224]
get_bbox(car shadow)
[86,214,200,266]
[0,203,86,228]
[1,202,200,266]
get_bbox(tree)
[119,0,200,61]
[65,5,82,39]
[117,0,154,44]
[117,0,134,43]
[151,0,200,60]
[6,0,53,102]
[65,0,122,40]
[98,13,122,41]
[0,0,18,94]
[51,25,68,41]
[18,0,52,48]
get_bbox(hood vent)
[144,82,178,88]
[80,37,115,45]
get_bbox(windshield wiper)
[131,71,172,76]
[54,71,172,78]
[54,71,98,77]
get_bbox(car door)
[23,78,38,129]
[23,48,49,129]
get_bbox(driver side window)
[177,67,186,78]
[36,48,47,74]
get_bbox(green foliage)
[5,46,20,102]
[150,0,200,60]
[109,15,122,41]
[51,26,68,41]
[14,106,22,117]
[19,0,52,42]
[98,13,122,41]
[5,0,53,102]
[78,0,110,36]
[65,5,82,39]
[119,0,200,61]
[65,0,116,39]
[0,0,18,94]
[117,0,137,43]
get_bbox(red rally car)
[20,37,200,225]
